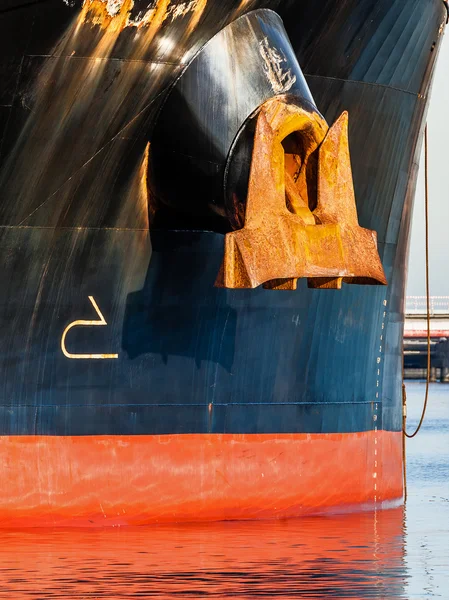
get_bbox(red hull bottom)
[0,431,403,527]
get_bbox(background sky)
[406,31,449,297]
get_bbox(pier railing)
[404,297,449,382]
[405,296,449,316]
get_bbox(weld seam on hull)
[304,73,421,97]
[0,400,382,407]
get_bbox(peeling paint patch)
[81,0,128,19]
[78,0,126,17]
[166,0,198,22]
[86,0,125,16]
[106,0,127,16]
[259,37,296,94]
[127,5,160,28]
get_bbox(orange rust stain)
[232,0,256,18]
[143,0,172,42]
[0,430,402,527]
[186,0,208,34]
[79,0,207,36]
[76,0,209,65]
[140,143,151,226]
[80,0,134,32]
[217,98,387,290]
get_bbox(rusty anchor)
[216,98,387,290]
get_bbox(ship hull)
[0,0,446,524]
[0,431,402,527]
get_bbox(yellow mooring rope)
[403,125,432,439]
[402,125,432,498]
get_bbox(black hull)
[0,0,445,523]
[0,0,445,435]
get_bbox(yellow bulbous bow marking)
[61,296,118,359]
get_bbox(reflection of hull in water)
[1,508,406,597]
[0,0,446,524]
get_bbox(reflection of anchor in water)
[61,296,118,359]
[216,98,387,290]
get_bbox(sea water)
[0,382,447,599]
